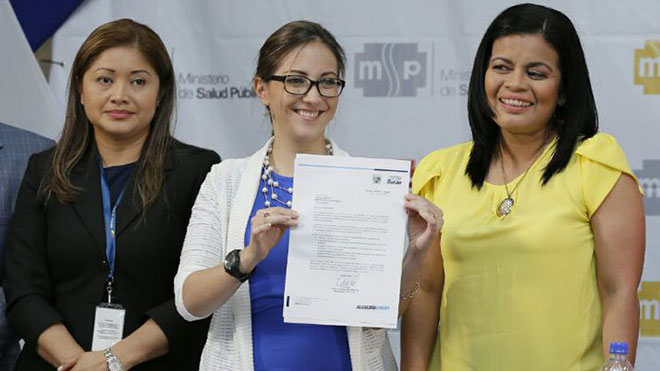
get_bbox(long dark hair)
[255,20,346,120]
[465,3,598,188]
[42,18,175,211]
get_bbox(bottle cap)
[609,341,629,354]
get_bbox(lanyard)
[100,164,125,303]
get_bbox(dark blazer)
[0,123,54,280]
[3,139,220,370]
[0,123,53,371]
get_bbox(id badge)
[91,303,125,351]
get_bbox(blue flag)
[10,0,84,51]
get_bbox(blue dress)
[245,169,352,371]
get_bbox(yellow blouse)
[412,133,640,371]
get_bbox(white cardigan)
[174,139,397,371]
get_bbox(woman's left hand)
[58,351,107,371]
[398,194,443,315]
[404,193,443,256]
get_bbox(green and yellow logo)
[634,40,660,94]
[639,281,660,336]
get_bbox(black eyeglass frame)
[266,74,346,97]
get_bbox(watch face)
[225,255,234,270]
[108,359,123,371]
[224,251,237,269]
[224,250,249,282]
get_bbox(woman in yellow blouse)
[401,4,645,371]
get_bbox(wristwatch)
[103,347,124,371]
[223,249,251,283]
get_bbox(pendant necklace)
[496,134,551,217]
[261,140,333,208]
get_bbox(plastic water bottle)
[602,341,634,371]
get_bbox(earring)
[80,96,84,105]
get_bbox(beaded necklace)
[260,140,334,208]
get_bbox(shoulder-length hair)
[43,18,175,210]
[465,3,598,188]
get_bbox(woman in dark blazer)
[3,19,219,371]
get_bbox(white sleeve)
[174,164,229,321]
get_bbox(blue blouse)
[245,170,352,371]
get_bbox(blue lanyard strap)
[100,163,125,280]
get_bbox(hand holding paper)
[404,193,443,255]
[242,207,299,272]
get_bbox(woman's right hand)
[241,207,298,272]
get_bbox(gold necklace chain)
[496,133,551,217]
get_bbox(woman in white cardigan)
[174,21,442,371]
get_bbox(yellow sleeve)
[412,150,444,200]
[576,132,641,218]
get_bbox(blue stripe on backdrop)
[9,0,84,51]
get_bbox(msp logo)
[639,281,660,336]
[634,40,660,94]
[354,43,427,97]
[373,174,382,184]
[633,159,660,215]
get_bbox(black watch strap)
[223,249,251,283]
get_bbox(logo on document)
[634,40,660,94]
[386,175,403,185]
[633,159,660,215]
[639,281,660,337]
[373,174,382,184]
[354,43,427,97]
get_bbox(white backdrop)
[14,0,660,368]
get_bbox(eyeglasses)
[267,75,345,97]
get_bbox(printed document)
[283,154,410,328]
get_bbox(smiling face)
[255,40,339,145]
[485,33,562,136]
[80,46,160,145]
